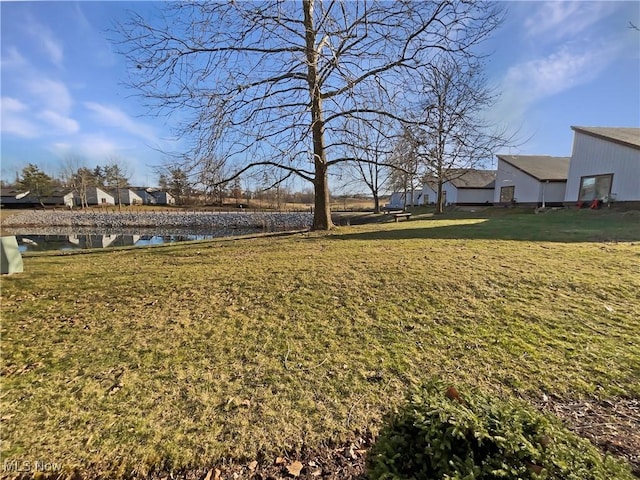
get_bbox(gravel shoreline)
[2,210,313,231]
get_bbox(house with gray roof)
[422,169,496,206]
[109,188,143,206]
[564,127,640,206]
[132,188,158,205]
[82,186,115,206]
[0,188,76,208]
[494,155,570,207]
[151,190,176,205]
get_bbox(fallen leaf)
[348,444,357,459]
[275,456,285,465]
[248,460,258,471]
[286,460,304,477]
[445,385,461,402]
[526,462,543,474]
[311,469,322,477]
[204,470,213,480]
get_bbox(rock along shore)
[2,210,313,231]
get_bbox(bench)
[392,212,412,222]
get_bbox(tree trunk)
[373,193,380,214]
[313,164,332,230]
[304,0,333,230]
[436,179,444,214]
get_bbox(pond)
[9,227,264,253]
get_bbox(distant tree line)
[3,160,351,209]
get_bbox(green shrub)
[367,380,632,480]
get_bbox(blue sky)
[1,1,639,188]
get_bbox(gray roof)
[572,126,640,151]
[497,155,570,182]
[448,169,496,189]
[425,169,496,189]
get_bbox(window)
[578,174,613,201]
[500,185,515,203]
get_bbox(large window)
[578,174,613,201]
[500,185,515,203]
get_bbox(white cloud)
[71,4,116,67]
[28,78,74,114]
[84,102,156,142]
[50,134,120,161]
[38,110,80,135]
[0,47,28,70]
[524,2,620,41]
[1,97,39,138]
[26,15,64,67]
[490,41,619,125]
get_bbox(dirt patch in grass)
[539,397,640,476]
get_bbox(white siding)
[565,132,640,202]
[422,185,437,204]
[457,188,494,204]
[129,191,143,205]
[85,187,115,205]
[63,192,75,208]
[493,158,567,204]
[387,192,404,208]
[117,189,143,205]
[422,183,459,205]
[441,183,457,204]
[543,182,567,204]
[422,184,493,205]
[387,191,423,208]
[494,158,541,203]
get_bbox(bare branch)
[116,0,506,229]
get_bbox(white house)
[385,190,424,209]
[423,170,496,206]
[564,127,640,206]
[111,188,144,206]
[83,187,115,206]
[494,155,570,207]
[133,189,158,205]
[152,191,176,205]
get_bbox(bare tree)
[60,155,95,208]
[409,55,515,213]
[340,116,398,213]
[118,1,504,229]
[386,127,423,210]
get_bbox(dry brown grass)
[1,209,638,478]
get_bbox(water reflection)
[12,227,262,252]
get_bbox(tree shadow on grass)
[331,212,640,243]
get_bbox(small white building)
[385,190,424,209]
[564,127,640,206]
[494,155,570,206]
[84,187,115,206]
[152,191,176,205]
[133,189,158,205]
[423,170,496,206]
[111,189,143,206]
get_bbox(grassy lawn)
[1,209,639,478]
